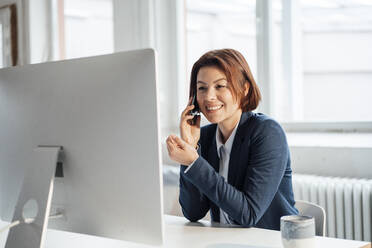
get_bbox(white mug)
[280,215,315,248]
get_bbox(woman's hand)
[166,135,199,166]
[180,98,201,148]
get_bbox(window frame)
[256,0,372,133]
[0,3,18,67]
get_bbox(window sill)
[286,132,372,148]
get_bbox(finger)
[167,137,179,155]
[181,105,195,117]
[168,134,177,140]
[169,136,180,149]
[166,143,178,162]
[167,135,177,145]
[166,141,172,153]
[167,135,178,147]
[172,135,186,149]
[182,114,195,121]
[167,134,177,140]
[168,134,177,147]
[166,142,175,157]
[181,114,196,128]
[181,109,199,125]
[166,136,173,146]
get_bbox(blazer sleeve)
[182,119,288,227]
[179,145,211,222]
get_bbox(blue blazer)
[179,111,298,230]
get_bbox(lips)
[206,105,223,112]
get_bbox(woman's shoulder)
[241,111,277,125]
[240,112,285,137]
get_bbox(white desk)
[1,215,371,248]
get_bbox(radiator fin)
[292,174,372,242]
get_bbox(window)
[185,0,372,125]
[300,0,372,122]
[273,0,372,122]
[0,4,17,68]
[54,0,113,60]
[186,0,257,79]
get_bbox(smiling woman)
[166,48,298,230]
[191,49,261,141]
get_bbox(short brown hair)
[189,48,261,112]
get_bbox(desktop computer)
[0,49,164,247]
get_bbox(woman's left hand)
[166,134,199,166]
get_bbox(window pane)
[0,6,12,68]
[186,0,257,80]
[274,0,372,122]
[64,0,113,59]
[301,0,372,121]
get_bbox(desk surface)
[1,215,371,248]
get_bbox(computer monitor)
[0,49,164,245]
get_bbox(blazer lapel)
[227,112,252,184]
[207,125,219,172]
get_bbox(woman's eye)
[197,86,206,91]
[216,84,226,89]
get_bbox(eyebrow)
[196,78,227,85]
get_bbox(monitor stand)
[5,146,63,248]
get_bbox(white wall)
[287,132,372,179]
[290,146,372,179]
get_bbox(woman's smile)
[205,104,223,112]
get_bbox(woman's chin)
[203,114,222,124]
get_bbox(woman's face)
[196,66,242,128]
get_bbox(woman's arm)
[166,96,208,222]
[167,135,210,222]
[182,119,288,227]
[179,163,211,222]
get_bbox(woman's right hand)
[180,98,201,148]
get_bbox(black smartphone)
[189,94,200,116]
[188,94,200,125]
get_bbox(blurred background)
[1,0,371,242]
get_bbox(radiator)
[292,174,372,241]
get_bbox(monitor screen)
[0,49,164,245]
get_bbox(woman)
[166,49,298,230]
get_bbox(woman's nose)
[205,88,217,101]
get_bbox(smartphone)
[189,94,200,116]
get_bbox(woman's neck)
[218,110,242,144]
